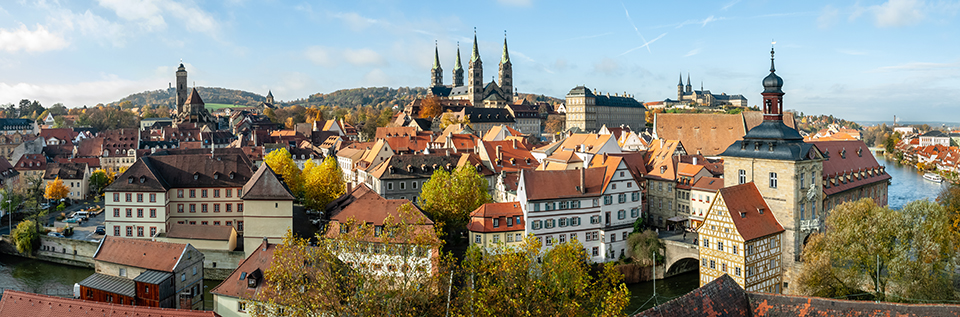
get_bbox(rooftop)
[0,290,219,317]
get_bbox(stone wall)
[200,248,246,280]
[36,236,100,268]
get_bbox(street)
[0,199,104,242]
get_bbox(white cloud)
[276,72,317,96]
[684,48,700,57]
[0,23,68,52]
[593,58,621,76]
[871,0,925,27]
[305,46,334,67]
[97,0,166,31]
[331,12,380,31]
[343,48,387,66]
[362,69,391,86]
[721,0,741,11]
[817,5,840,29]
[0,76,165,107]
[49,8,127,47]
[497,0,533,7]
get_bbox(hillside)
[110,86,564,110]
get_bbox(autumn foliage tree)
[626,230,664,265]
[301,156,346,210]
[263,148,303,197]
[44,177,70,201]
[457,237,629,316]
[419,97,442,118]
[419,166,492,239]
[88,169,116,198]
[797,198,959,302]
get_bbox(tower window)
[738,170,746,185]
[769,172,778,188]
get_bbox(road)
[0,200,104,241]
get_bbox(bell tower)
[762,47,785,121]
[467,28,483,107]
[498,31,513,103]
[452,42,464,87]
[176,62,188,112]
[430,41,443,88]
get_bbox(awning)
[666,216,688,223]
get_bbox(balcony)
[799,219,821,231]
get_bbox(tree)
[626,230,664,265]
[796,198,959,302]
[419,166,492,240]
[419,97,442,118]
[544,115,564,134]
[458,237,629,316]
[439,112,470,130]
[253,204,447,316]
[263,148,302,197]
[88,169,116,199]
[44,177,70,201]
[12,220,38,254]
[301,156,345,210]
[77,106,139,130]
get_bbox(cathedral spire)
[501,31,510,64]
[678,73,683,86]
[686,73,691,87]
[471,28,480,63]
[432,40,441,70]
[454,42,463,70]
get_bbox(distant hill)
[110,86,564,110]
[109,87,267,109]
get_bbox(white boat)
[923,173,943,183]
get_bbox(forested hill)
[110,86,563,109]
[109,87,267,108]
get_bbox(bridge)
[656,231,700,279]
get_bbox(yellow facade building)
[698,182,784,293]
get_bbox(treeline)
[294,87,429,109]
[108,87,268,109]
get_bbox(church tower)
[453,43,464,87]
[685,73,692,93]
[430,41,443,88]
[266,90,274,104]
[762,47,785,121]
[677,73,684,100]
[467,29,484,107]
[498,32,513,103]
[176,63,188,112]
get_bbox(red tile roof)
[467,202,525,233]
[655,113,747,156]
[716,182,784,241]
[692,177,723,192]
[14,154,46,171]
[210,241,276,300]
[809,140,891,196]
[376,127,418,139]
[521,167,607,201]
[165,223,235,241]
[39,128,77,143]
[93,236,189,272]
[0,290,219,317]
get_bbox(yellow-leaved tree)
[301,156,345,210]
[264,148,303,197]
[44,177,70,201]
[419,165,491,240]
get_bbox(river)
[1,154,945,313]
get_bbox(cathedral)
[675,73,748,108]
[428,31,515,108]
[173,63,218,131]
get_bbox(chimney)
[693,156,698,165]
[262,237,269,251]
[346,182,353,195]
[579,167,586,194]
[496,145,503,161]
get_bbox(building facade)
[564,86,646,132]
[468,202,526,249]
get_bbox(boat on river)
[923,173,943,183]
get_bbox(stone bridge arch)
[658,239,699,279]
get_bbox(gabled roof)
[328,184,433,226]
[521,167,606,201]
[43,162,87,180]
[655,113,747,156]
[0,290,218,317]
[241,164,295,200]
[93,236,189,272]
[692,176,723,192]
[715,182,784,241]
[165,223,236,241]
[635,274,749,317]
[105,153,254,191]
[78,273,136,297]
[211,241,276,300]
[376,127,417,139]
[810,140,891,196]
[467,202,525,233]
[185,88,204,105]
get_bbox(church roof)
[185,88,204,105]
[501,35,510,64]
[720,121,819,161]
[567,86,595,97]
[266,90,273,98]
[454,44,463,70]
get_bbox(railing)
[799,219,821,231]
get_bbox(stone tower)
[176,63,188,111]
[719,47,824,294]
[677,73,684,101]
[685,73,692,93]
[467,30,483,107]
[452,43,464,87]
[430,42,443,88]
[498,33,513,103]
[266,90,274,104]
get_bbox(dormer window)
[128,177,134,184]
[139,176,146,183]
[193,172,200,180]
[230,172,235,179]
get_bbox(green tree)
[12,220,38,254]
[796,198,959,302]
[458,237,629,316]
[419,166,492,240]
[626,230,664,265]
[88,169,116,199]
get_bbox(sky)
[0,0,959,122]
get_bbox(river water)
[1,153,945,313]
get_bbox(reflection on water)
[878,155,945,209]
[0,255,92,297]
[623,271,699,315]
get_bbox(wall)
[241,199,293,257]
[213,294,252,317]
[200,249,247,280]
[36,236,100,268]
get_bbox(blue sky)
[0,0,958,122]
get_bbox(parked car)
[63,217,82,224]
[74,211,90,220]
[95,225,105,235]
[47,232,65,238]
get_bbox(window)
[493,218,499,228]
[618,193,626,203]
[119,268,126,277]
[545,236,553,246]
[516,233,522,241]
[739,169,746,184]
[559,218,567,227]
[533,220,542,230]
[214,189,220,198]
[201,189,208,198]
[475,235,482,244]
[136,193,143,202]
[149,193,156,202]
[226,221,233,227]
[137,226,144,237]
[631,208,639,218]
[800,203,805,220]
[506,217,513,226]
[632,192,640,202]
[590,215,600,224]
[178,204,184,213]
[202,204,208,212]
[533,203,539,211]
[718,241,724,251]
[618,210,625,220]
[190,221,196,225]
[400,182,405,190]
[558,234,565,244]
[388,183,393,190]
[113,226,120,236]
[201,221,208,225]
[800,172,805,188]
[722,262,727,272]
[571,217,579,226]
[604,195,612,205]
[226,189,232,198]
[226,204,232,212]
[493,234,500,243]
[238,189,242,197]
[150,227,156,237]
[125,208,132,217]
[113,208,120,217]
[238,203,243,212]
[193,266,198,275]
[622,232,628,240]
[413,181,418,189]
[506,233,513,242]
[703,238,709,248]
[812,204,817,219]
[136,209,143,218]
[190,204,196,213]
[735,267,741,276]
[214,204,220,212]
[113,193,120,202]
[126,226,133,237]
[710,260,716,269]
[238,221,244,231]
[182,273,186,281]
[125,193,132,202]
[769,172,778,188]
[733,244,738,254]
[177,189,184,198]
[748,245,754,255]
[189,189,196,198]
